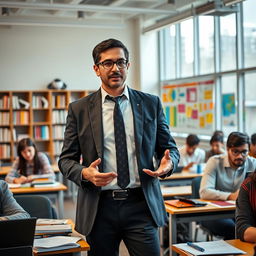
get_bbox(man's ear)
[93,64,100,76]
[127,62,131,70]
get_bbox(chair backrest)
[191,176,202,199]
[14,195,57,219]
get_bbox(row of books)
[0,128,11,142]
[12,96,30,109]
[53,141,63,155]
[13,111,29,124]
[52,125,65,139]
[32,96,48,108]
[52,95,66,108]
[0,95,10,109]
[0,144,11,158]
[34,125,49,140]
[0,112,9,125]
[52,110,67,124]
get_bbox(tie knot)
[106,95,123,104]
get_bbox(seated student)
[5,138,55,184]
[0,180,30,220]
[249,133,256,158]
[205,133,225,162]
[178,134,205,170]
[200,131,256,239]
[236,170,256,242]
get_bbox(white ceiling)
[0,0,241,30]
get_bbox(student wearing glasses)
[200,132,256,239]
[59,38,179,256]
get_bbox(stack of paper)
[173,240,246,255]
[37,219,68,225]
[34,236,81,253]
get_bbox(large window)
[159,0,256,136]
[220,14,237,71]
[244,72,256,136]
[180,19,194,77]
[243,0,256,68]
[199,16,214,74]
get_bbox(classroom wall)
[0,20,143,92]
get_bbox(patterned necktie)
[106,95,130,189]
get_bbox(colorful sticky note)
[199,116,205,128]
[206,113,213,124]
[204,90,213,100]
[178,104,185,113]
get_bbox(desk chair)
[191,176,213,241]
[14,195,57,219]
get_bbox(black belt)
[101,187,142,200]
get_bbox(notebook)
[166,198,207,208]
[0,217,37,249]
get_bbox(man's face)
[186,145,198,156]
[211,141,224,154]
[228,144,249,168]
[93,47,130,94]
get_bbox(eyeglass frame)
[96,59,128,70]
[229,148,249,157]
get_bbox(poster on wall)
[162,80,215,135]
[222,93,236,127]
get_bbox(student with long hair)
[5,138,55,184]
[236,170,256,242]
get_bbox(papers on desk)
[209,200,236,207]
[34,236,81,253]
[37,218,68,225]
[8,181,60,188]
[35,224,72,235]
[173,240,246,255]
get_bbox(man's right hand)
[82,158,117,187]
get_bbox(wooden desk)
[161,186,192,198]
[171,239,255,256]
[11,183,67,219]
[165,200,236,256]
[33,219,90,256]
[161,172,202,186]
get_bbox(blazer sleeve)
[58,103,87,188]
[155,96,179,177]
[0,181,30,220]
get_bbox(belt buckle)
[112,189,128,200]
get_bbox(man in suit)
[58,38,179,256]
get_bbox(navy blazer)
[58,87,179,235]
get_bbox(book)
[210,200,235,207]
[33,236,81,253]
[37,219,68,225]
[166,198,207,208]
[35,224,72,235]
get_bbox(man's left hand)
[143,149,173,178]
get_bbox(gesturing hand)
[143,149,173,178]
[82,158,117,187]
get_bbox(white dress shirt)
[178,146,205,167]
[101,86,140,190]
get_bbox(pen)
[187,242,205,252]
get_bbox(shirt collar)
[101,85,129,105]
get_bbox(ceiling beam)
[0,1,176,15]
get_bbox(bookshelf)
[0,90,94,164]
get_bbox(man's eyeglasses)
[230,148,248,157]
[97,59,128,70]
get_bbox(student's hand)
[228,190,239,200]
[143,149,173,178]
[13,176,28,184]
[184,162,195,170]
[82,158,117,187]
[27,175,34,182]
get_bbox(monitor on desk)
[0,217,37,255]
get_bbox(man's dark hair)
[186,134,200,147]
[251,133,256,145]
[210,134,224,145]
[226,132,249,148]
[92,38,129,65]
[213,130,224,137]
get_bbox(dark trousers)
[201,218,235,240]
[87,188,160,256]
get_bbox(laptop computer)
[0,217,37,255]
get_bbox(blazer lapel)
[88,89,104,171]
[129,88,144,165]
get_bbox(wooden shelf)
[0,90,94,163]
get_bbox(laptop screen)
[0,218,36,248]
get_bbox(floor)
[62,195,207,256]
